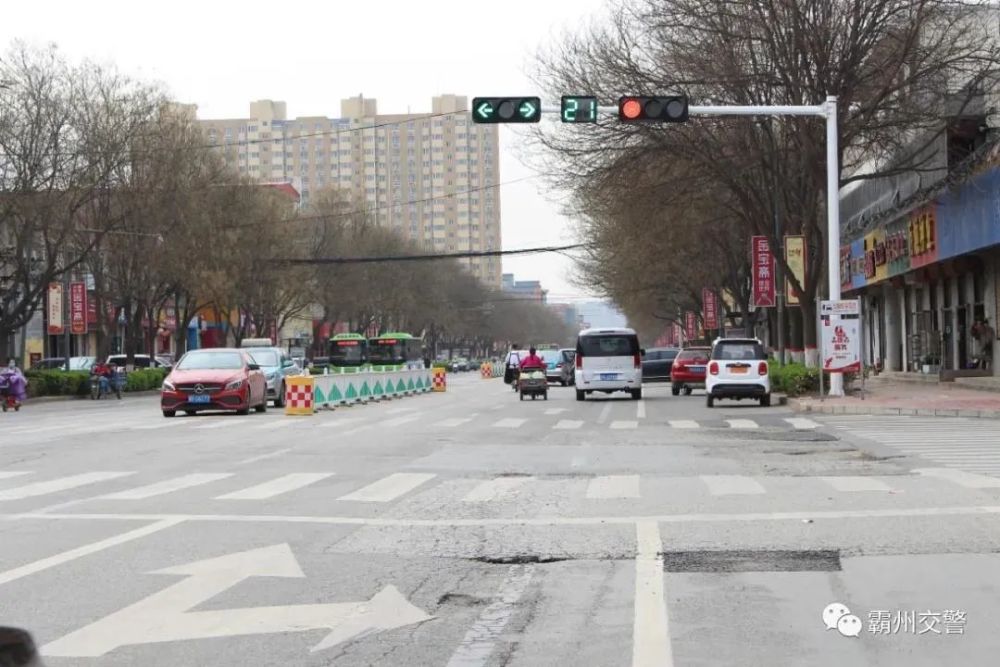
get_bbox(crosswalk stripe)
[553,420,583,430]
[915,468,1000,488]
[544,408,567,415]
[102,473,234,500]
[192,421,232,430]
[493,418,526,429]
[669,420,700,429]
[586,475,640,499]
[726,419,759,429]
[254,420,294,430]
[637,401,646,419]
[463,476,533,502]
[318,417,363,429]
[0,472,134,501]
[338,472,436,502]
[439,417,473,428]
[784,417,821,429]
[0,471,33,481]
[216,473,334,500]
[383,414,422,428]
[820,476,894,492]
[700,475,766,495]
[610,420,638,430]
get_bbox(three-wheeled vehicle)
[518,369,548,401]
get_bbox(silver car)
[244,347,300,407]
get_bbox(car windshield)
[540,350,561,364]
[677,350,709,362]
[578,335,639,356]
[712,342,766,360]
[176,352,244,370]
[246,350,279,367]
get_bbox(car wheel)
[683,387,693,396]
[163,410,176,418]
[575,389,585,402]
[519,392,524,401]
[760,393,771,407]
[255,396,267,413]
[276,383,286,408]
[560,380,566,387]
[543,392,548,400]
[706,395,714,408]
[631,388,642,400]
[671,384,681,396]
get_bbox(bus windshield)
[369,341,403,364]
[329,339,366,366]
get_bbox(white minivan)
[574,327,644,401]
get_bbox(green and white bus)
[328,333,369,372]
[368,333,425,370]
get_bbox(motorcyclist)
[90,360,115,396]
[519,347,546,372]
[1,360,28,410]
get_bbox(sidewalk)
[789,378,1000,419]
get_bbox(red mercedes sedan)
[160,348,268,417]
[670,346,711,396]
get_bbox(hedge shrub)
[769,362,820,397]
[431,362,449,370]
[24,368,168,397]
[25,370,91,397]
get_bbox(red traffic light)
[618,95,689,122]
[620,98,642,120]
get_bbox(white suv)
[705,338,771,407]
[574,328,644,401]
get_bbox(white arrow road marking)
[41,543,434,658]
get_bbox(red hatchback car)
[160,348,268,417]
[671,347,711,396]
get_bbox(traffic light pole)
[538,96,844,395]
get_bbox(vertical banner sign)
[784,235,806,306]
[47,282,64,335]
[70,282,87,335]
[673,322,683,345]
[702,288,719,330]
[752,236,776,307]
[685,311,697,341]
[820,300,862,373]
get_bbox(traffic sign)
[471,97,541,124]
[561,96,598,123]
[618,95,689,122]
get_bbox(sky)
[1,0,611,304]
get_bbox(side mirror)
[248,363,261,371]
[283,359,294,368]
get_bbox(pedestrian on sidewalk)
[972,318,994,370]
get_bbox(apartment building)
[198,95,502,287]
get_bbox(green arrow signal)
[476,102,493,119]
[519,100,537,118]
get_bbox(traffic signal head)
[472,97,541,124]
[618,96,688,122]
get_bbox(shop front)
[842,167,1000,376]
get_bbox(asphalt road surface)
[2,374,1000,666]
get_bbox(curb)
[788,397,1000,420]
[28,390,161,404]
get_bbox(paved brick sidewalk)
[790,379,1000,419]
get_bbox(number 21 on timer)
[561,96,598,123]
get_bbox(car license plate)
[188,394,211,404]
[731,366,748,374]
[600,373,618,381]
[689,365,705,373]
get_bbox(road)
[2,374,999,666]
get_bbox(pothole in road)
[437,593,487,607]
[663,549,842,573]
[472,555,570,565]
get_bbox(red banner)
[702,288,719,330]
[685,311,697,340]
[70,282,87,335]
[752,236,776,307]
[47,283,64,335]
[87,293,98,325]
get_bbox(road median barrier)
[284,375,315,415]
[303,367,435,413]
